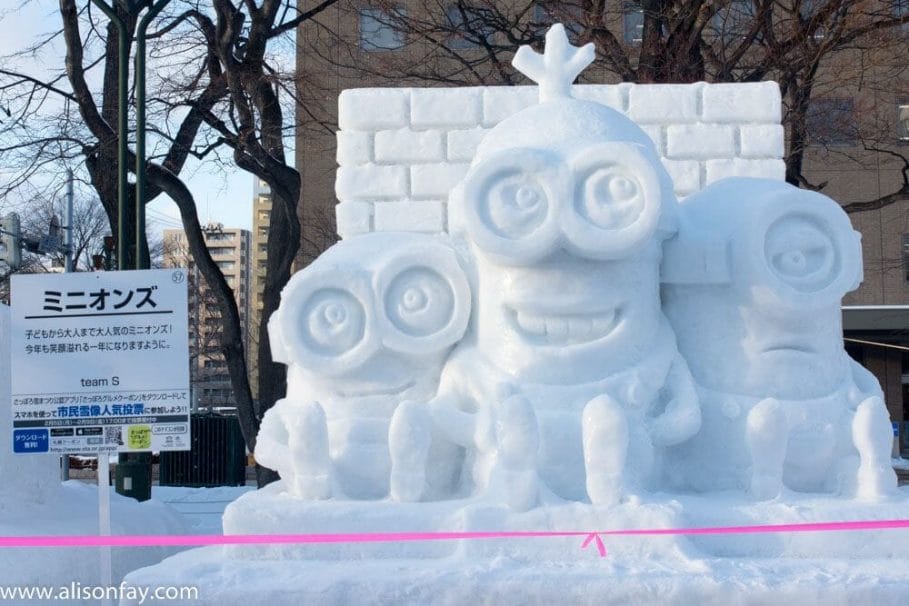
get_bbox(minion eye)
[764,215,838,292]
[300,288,366,356]
[483,173,549,240]
[460,148,565,264]
[384,266,456,338]
[772,246,826,278]
[578,168,645,230]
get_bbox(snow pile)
[0,481,188,588]
[122,24,908,604]
[126,488,909,604]
[0,303,60,503]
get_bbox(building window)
[799,0,826,39]
[215,260,235,270]
[898,104,909,142]
[903,234,909,282]
[712,0,755,41]
[895,0,909,29]
[623,2,644,43]
[532,2,582,38]
[806,98,857,146]
[359,7,406,51]
[445,4,493,49]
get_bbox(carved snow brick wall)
[334,82,785,238]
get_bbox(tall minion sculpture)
[390,25,701,508]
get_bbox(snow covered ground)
[116,483,909,606]
[0,478,907,604]
[153,484,255,535]
[0,480,251,606]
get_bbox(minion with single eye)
[390,25,701,507]
[255,232,471,500]
[662,178,896,499]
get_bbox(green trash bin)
[115,452,153,501]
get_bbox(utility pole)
[61,170,75,481]
[0,214,21,271]
[64,170,74,274]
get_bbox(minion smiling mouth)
[336,381,415,398]
[506,306,622,346]
[762,344,816,355]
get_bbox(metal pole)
[61,169,75,482]
[64,169,74,273]
[135,0,171,270]
[88,0,128,270]
[97,455,112,606]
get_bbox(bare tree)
[23,190,109,272]
[0,0,339,484]
[0,186,109,301]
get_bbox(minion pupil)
[385,267,455,338]
[763,215,838,291]
[300,288,366,356]
[772,246,824,277]
[482,171,548,240]
[578,167,645,230]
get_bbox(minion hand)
[650,355,701,448]
[487,386,540,511]
[852,395,898,500]
[286,400,333,500]
[388,400,431,502]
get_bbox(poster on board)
[9,268,191,454]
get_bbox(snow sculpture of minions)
[390,25,701,508]
[662,178,896,500]
[255,232,470,500]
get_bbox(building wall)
[863,346,904,423]
[249,180,272,399]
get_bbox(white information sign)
[9,269,191,454]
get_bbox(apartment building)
[296,2,909,420]
[163,225,252,409]
[249,179,273,399]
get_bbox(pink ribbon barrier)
[2,519,909,557]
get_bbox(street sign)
[9,269,191,454]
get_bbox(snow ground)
[152,484,255,535]
[0,480,252,606]
[0,476,907,605]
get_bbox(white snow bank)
[0,481,188,590]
